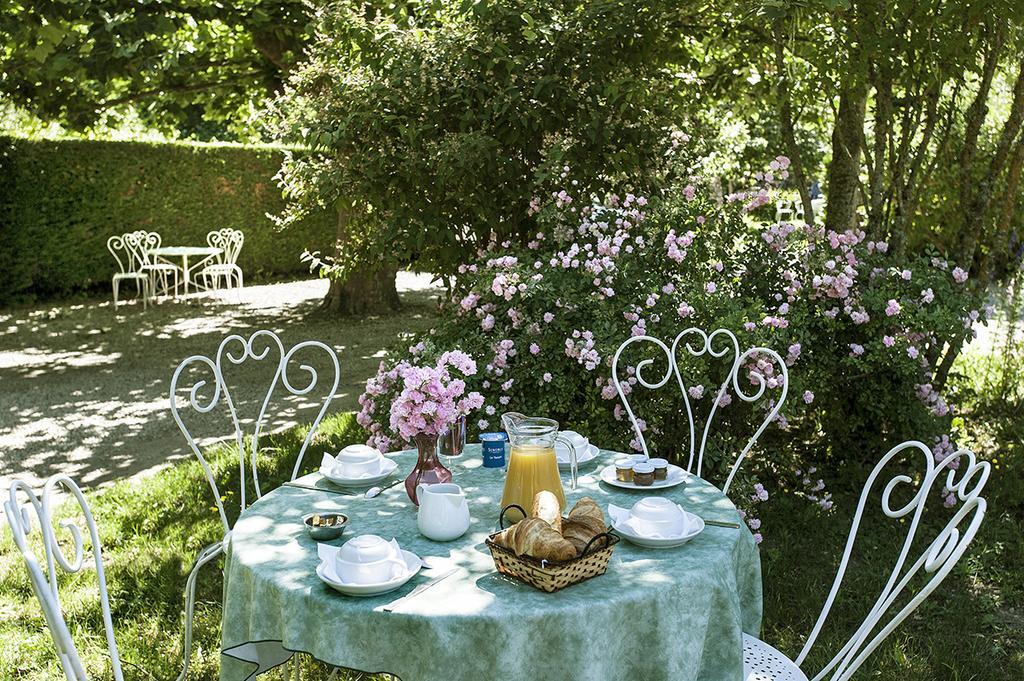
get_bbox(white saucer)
[610,508,705,548]
[320,457,398,488]
[557,443,600,470]
[599,463,688,490]
[316,549,422,597]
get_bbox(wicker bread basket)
[485,504,619,593]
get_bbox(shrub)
[0,136,334,304]
[357,155,985,534]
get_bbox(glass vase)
[404,433,452,505]
[440,416,467,456]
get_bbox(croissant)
[531,490,562,534]
[562,515,606,555]
[568,496,604,526]
[495,518,576,562]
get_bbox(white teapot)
[416,483,471,542]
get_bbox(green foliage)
[0,136,334,305]
[273,0,696,281]
[0,0,313,139]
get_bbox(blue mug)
[480,432,508,468]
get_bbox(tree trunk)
[321,263,401,316]
[824,81,868,234]
[319,208,401,316]
[773,26,815,224]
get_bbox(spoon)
[365,478,403,499]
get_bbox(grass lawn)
[1,408,1021,680]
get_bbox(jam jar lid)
[632,461,655,474]
[614,458,634,469]
[649,458,669,468]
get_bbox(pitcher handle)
[555,434,579,491]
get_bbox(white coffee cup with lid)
[334,534,407,584]
[623,497,690,537]
[335,444,384,478]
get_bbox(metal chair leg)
[176,541,224,681]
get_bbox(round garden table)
[148,246,222,296]
[220,445,762,681]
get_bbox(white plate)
[320,458,399,488]
[599,463,688,490]
[316,549,423,597]
[611,510,705,548]
[557,443,601,470]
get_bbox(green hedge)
[0,136,335,304]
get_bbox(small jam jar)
[632,461,656,486]
[614,459,634,482]
[650,458,669,480]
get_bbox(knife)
[701,518,742,529]
[381,568,459,613]
[282,481,359,497]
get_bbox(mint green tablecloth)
[220,446,762,681]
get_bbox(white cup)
[628,497,690,536]
[335,535,406,584]
[336,444,383,478]
[555,430,589,461]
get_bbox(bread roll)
[531,490,562,534]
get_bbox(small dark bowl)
[302,512,349,541]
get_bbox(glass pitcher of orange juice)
[500,412,579,522]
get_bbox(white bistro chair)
[612,328,787,495]
[170,329,339,680]
[775,199,795,223]
[137,230,180,297]
[107,232,152,309]
[5,474,127,680]
[744,440,990,681]
[200,228,245,290]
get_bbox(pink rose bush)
[358,156,984,530]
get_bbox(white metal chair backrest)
[611,328,787,494]
[206,229,244,266]
[106,232,149,276]
[169,330,340,534]
[136,231,162,266]
[5,475,123,681]
[797,441,990,681]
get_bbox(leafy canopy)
[0,0,312,137]
[273,0,700,277]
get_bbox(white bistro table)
[148,246,222,296]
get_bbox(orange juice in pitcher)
[500,412,579,521]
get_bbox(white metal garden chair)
[170,329,340,680]
[5,474,126,681]
[107,232,152,309]
[199,228,245,290]
[775,199,795,223]
[137,230,181,297]
[611,328,788,495]
[743,440,990,681]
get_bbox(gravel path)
[0,274,442,493]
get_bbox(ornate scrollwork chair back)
[201,228,245,290]
[168,329,339,679]
[794,441,990,681]
[106,232,151,309]
[611,328,788,494]
[5,475,124,681]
